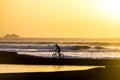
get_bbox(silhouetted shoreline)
[0,51,120,65]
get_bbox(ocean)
[0,38,120,59]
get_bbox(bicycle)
[52,52,64,58]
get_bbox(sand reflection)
[0,64,105,73]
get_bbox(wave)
[0,43,120,52]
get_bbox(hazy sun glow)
[0,0,120,38]
[98,0,120,19]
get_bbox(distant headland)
[3,34,20,38]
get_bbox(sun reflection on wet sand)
[0,64,105,73]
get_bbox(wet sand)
[0,68,104,80]
[0,51,120,65]
[0,51,120,80]
[0,67,120,80]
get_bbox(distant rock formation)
[4,34,20,38]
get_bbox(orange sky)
[0,0,120,38]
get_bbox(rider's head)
[55,44,58,46]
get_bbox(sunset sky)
[0,0,120,38]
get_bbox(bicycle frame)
[52,52,64,58]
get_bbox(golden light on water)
[0,64,105,73]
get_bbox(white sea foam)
[1,38,120,59]
[17,51,120,59]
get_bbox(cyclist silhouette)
[55,44,61,58]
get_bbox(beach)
[0,66,120,80]
[0,51,120,80]
[0,51,120,65]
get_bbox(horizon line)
[0,37,120,39]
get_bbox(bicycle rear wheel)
[52,53,57,58]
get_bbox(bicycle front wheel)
[60,53,64,58]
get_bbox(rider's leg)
[57,50,60,58]
[58,52,61,58]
